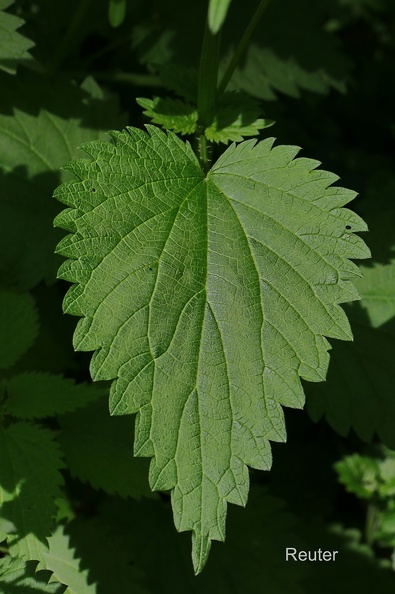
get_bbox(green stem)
[197,22,221,171]
[198,135,210,173]
[197,24,221,125]
[365,502,378,546]
[217,0,272,95]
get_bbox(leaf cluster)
[1,0,395,590]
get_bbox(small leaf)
[205,91,274,143]
[334,454,380,499]
[0,556,65,593]
[4,372,105,419]
[54,127,369,572]
[0,423,64,563]
[0,291,38,370]
[137,97,198,135]
[208,0,232,34]
[108,0,126,28]
[0,0,34,74]
[138,91,273,144]
[58,399,152,499]
[43,527,96,594]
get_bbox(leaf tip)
[192,531,212,575]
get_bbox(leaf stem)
[217,0,272,95]
[196,21,221,171]
[365,502,378,546]
[197,24,221,125]
[198,135,212,174]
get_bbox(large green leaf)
[0,0,34,74]
[0,423,64,564]
[54,126,368,572]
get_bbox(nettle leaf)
[4,372,105,419]
[136,97,198,135]
[208,0,233,34]
[307,258,395,447]
[0,291,38,370]
[54,126,369,572]
[0,556,65,593]
[0,73,126,291]
[204,92,274,144]
[42,527,96,594]
[138,92,272,144]
[0,423,64,564]
[58,399,152,499]
[0,0,34,74]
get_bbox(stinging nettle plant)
[53,0,370,574]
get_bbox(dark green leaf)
[4,373,105,419]
[58,399,152,499]
[0,423,64,563]
[0,291,38,370]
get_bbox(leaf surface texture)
[54,126,368,572]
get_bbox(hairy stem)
[218,0,272,95]
[196,22,221,171]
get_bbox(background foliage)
[1,0,395,591]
